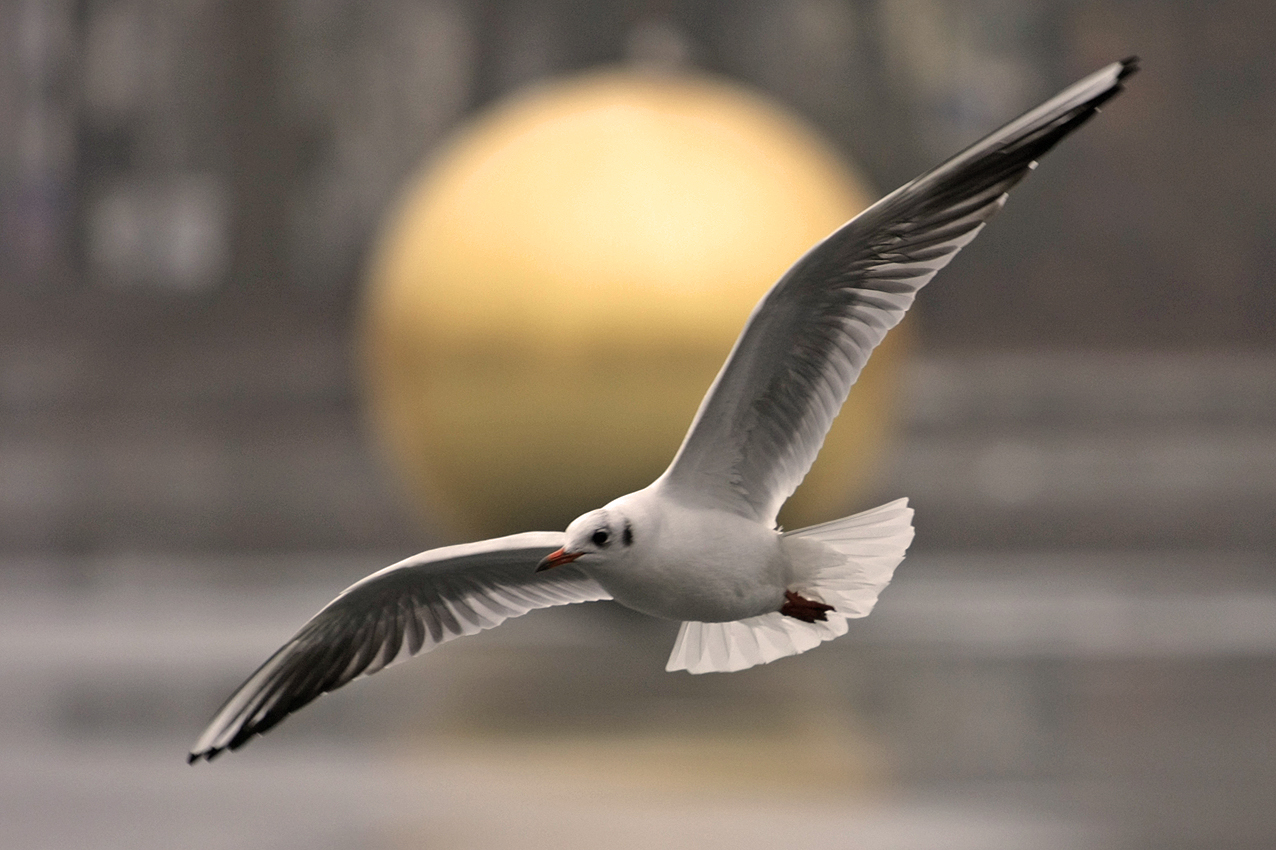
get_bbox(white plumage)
[190,58,1137,762]
[667,498,914,674]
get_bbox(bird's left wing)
[189,532,609,761]
[659,58,1137,526]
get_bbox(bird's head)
[536,507,636,572]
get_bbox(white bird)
[190,58,1137,762]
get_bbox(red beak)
[536,547,582,572]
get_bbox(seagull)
[189,58,1137,762]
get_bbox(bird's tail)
[665,498,914,674]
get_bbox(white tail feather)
[666,499,914,674]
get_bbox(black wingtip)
[1118,56,1140,80]
[187,746,223,765]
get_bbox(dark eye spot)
[591,529,609,547]
[623,522,633,546]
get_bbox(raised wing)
[188,532,610,761]
[659,58,1137,525]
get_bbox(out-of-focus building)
[2,0,1273,553]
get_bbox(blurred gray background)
[2,1,1274,849]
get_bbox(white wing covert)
[188,532,610,761]
[660,59,1138,526]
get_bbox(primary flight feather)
[190,58,1137,762]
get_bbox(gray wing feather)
[188,531,610,761]
[660,58,1137,525]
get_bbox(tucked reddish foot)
[781,590,835,623]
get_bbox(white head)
[535,505,637,573]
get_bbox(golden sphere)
[361,70,906,539]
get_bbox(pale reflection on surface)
[4,548,1274,850]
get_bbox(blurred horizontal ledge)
[887,428,1276,506]
[874,426,1276,549]
[859,550,1276,658]
[0,289,356,412]
[872,583,1276,658]
[900,351,1276,429]
[0,421,417,551]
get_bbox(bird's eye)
[591,529,610,547]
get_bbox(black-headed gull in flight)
[190,58,1137,762]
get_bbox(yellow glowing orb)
[361,70,908,539]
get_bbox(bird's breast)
[589,507,789,623]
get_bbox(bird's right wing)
[189,532,610,762]
[659,58,1137,526]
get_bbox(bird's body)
[190,58,1138,762]
[570,484,790,623]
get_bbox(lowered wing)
[189,532,610,761]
